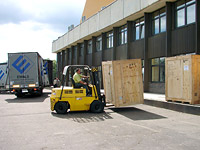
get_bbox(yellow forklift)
[50,65,105,114]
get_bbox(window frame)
[87,40,92,54]
[152,7,166,35]
[96,36,102,52]
[73,46,77,59]
[118,25,127,46]
[134,17,145,41]
[151,57,165,83]
[79,43,84,57]
[106,31,113,49]
[175,0,196,28]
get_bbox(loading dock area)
[0,91,200,150]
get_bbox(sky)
[0,0,86,63]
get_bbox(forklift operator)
[73,68,89,94]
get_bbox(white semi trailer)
[8,52,45,97]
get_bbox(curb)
[144,99,200,115]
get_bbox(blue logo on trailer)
[44,62,48,74]
[12,55,32,74]
[0,68,5,80]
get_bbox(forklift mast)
[91,67,101,100]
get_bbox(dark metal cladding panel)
[116,44,127,60]
[93,52,102,66]
[172,24,196,56]
[79,57,84,65]
[86,54,92,66]
[148,32,166,59]
[130,39,144,59]
[103,48,112,61]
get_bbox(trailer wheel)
[90,100,104,113]
[54,102,68,114]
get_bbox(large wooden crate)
[102,59,144,107]
[165,54,200,104]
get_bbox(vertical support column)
[65,48,68,66]
[166,2,172,57]
[77,44,80,65]
[71,46,74,65]
[61,50,65,73]
[92,36,96,66]
[83,40,88,65]
[56,52,62,79]
[196,0,200,54]
[101,32,106,61]
[70,47,73,65]
[144,13,151,92]
[127,21,132,59]
[65,49,69,85]
[112,27,118,60]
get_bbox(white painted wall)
[52,0,163,53]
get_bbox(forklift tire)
[90,100,104,113]
[54,102,68,114]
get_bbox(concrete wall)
[52,0,168,53]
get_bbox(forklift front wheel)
[90,101,104,113]
[54,102,68,114]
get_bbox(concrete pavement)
[0,93,200,150]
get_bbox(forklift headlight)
[52,93,56,95]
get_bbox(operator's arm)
[80,80,87,85]
[81,74,89,78]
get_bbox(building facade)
[52,0,200,94]
[81,0,115,23]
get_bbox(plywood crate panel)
[102,59,144,107]
[165,54,200,104]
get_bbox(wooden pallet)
[166,100,191,105]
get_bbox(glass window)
[160,16,166,32]
[187,4,195,24]
[79,43,84,56]
[87,40,92,54]
[68,49,71,60]
[176,0,196,28]
[141,24,144,39]
[152,8,166,35]
[151,57,165,82]
[152,66,159,82]
[134,17,145,41]
[142,60,144,81]
[118,25,127,45]
[154,18,160,34]
[177,9,185,27]
[106,31,113,49]
[73,46,77,58]
[96,36,102,52]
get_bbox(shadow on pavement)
[5,93,50,103]
[51,111,113,123]
[109,107,166,121]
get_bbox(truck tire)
[38,88,43,96]
[15,92,24,98]
[54,102,68,114]
[90,100,104,113]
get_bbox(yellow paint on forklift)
[50,85,99,111]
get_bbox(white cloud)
[0,0,86,62]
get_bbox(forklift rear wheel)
[55,102,68,114]
[90,101,104,113]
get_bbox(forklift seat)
[70,77,78,88]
